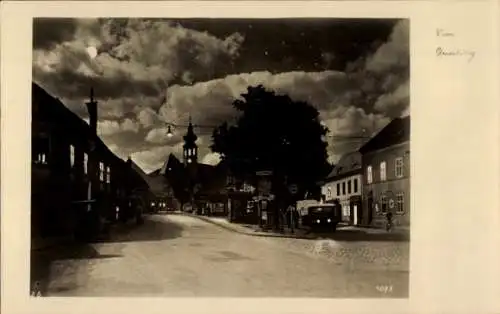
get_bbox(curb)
[180,213,316,240]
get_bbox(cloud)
[121,118,140,133]
[137,107,160,128]
[33,18,79,50]
[33,19,409,172]
[374,79,409,113]
[132,143,185,174]
[365,20,409,73]
[401,105,410,118]
[98,120,121,136]
[32,18,245,100]
[154,69,393,166]
[344,19,409,114]
[97,118,140,136]
[202,152,222,166]
[158,70,351,128]
[320,106,392,163]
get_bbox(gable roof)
[359,116,410,154]
[148,169,161,176]
[32,82,122,167]
[325,151,362,181]
[129,159,150,183]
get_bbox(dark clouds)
[33,18,78,49]
[32,18,409,173]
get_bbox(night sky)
[32,18,409,173]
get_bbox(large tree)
[210,85,332,202]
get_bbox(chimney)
[86,87,98,134]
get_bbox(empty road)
[33,214,409,298]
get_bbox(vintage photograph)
[30,17,410,298]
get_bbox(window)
[33,136,49,165]
[106,166,111,184]
[347,180,351,194]
[336,183,340,196]
[354,178,358,193]
[380,195,388,213]
[70,145,75,167]
[380,161,387,181]
[83,153,88,175]
[395,157,404,178]
[367,166,373,184]
[327,187,332,199]
[342,182,346,195]
[99,162,105,181]
[35,153,47,165]
[396,192,405,214]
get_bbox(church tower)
[183,116,198,166]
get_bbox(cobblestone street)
[32,214,409,298]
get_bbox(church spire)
[183,115,198,165]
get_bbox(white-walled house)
[321,151,363,225]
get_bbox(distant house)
[321,151,363,225]
[359,116,410,228]
[146,168,177,211]
[127,157,157,213]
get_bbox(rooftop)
[359,116,410,154]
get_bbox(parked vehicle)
[149,199,167,213]
[299,203,341,232]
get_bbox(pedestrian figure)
[31,281,42,297]
[286,205,296,233]
[385,211,393,232]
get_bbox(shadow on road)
[30,215,182,296]
[94,214,184,243]
[30,243,121,296]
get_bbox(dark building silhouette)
[151,121,255,220]
[183,117,198,166]
[31,83,150,243]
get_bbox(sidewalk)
[182,213,409,241]
[181,212,315,239]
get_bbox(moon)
[86,46,98,59]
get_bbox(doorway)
[367,192,373,225]
[349,196,363,226]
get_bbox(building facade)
[321,151,363,225]
[32,83,150,241]
[359,116,410,229]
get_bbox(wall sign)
[389,199,395,209]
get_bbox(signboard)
[389,199,395,209]
[256,170,273,176]
[261,211,268,220]
[288,184,298,195]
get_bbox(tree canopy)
[210,85,332,199]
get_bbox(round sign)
[389,199,395,209]
[288,184,298,194]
